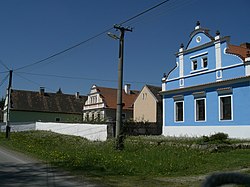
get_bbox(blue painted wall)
[163,25,249,127]
[164,81,250,126]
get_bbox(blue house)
[161,22,250,139]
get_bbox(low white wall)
[0,122,36,132]
[163,126,250,139]
[36,122,107,141]
[0,122,108,141]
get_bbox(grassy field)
[0,131,249,186]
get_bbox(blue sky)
[0,0,249,97]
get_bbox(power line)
[14,27,113,72]
[0,60,10,71]
[14,0,171,72]
[119,0,170,26]
[126,0,194,27]
[17,72,159,85]
[18,72,118,83]
[14,72,56,92]
[0,74,9,87]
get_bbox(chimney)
[75,92,80,99]
[240,43,250,49]
[40,87,45,95]
[124,84,131,95]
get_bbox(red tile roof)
[226,43,250,61]
[96,86,139,110]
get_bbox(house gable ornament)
[186,22,214,50]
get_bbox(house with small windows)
[3,87,87,123]
[133,85,162,123]
[83,84,139,122]
[161,22,250,139]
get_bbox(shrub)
[209,132,228,142]
[201,132,229,144]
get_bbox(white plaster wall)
[163,126,250,139]
[36,122,107,141]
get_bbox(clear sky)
[0,0,249,97]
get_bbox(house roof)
[95,86,139,110]
[10,89,87,114]
[226,43,250,61]
[146,85,162,102]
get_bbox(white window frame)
[201,56,208,68]
[174,101,184,123]
[194,98,206,122]
[218,95,233,121]
[192,59,198,71]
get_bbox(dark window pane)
[220,96,232,120]
[193,60,197,70]
[203,57,208,68]
[196,99,205,121]
[176,102,183,121]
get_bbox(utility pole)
[113,24,132,150]
[6,70,13,139]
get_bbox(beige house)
[133,85,162,123]
[83,84,139,122]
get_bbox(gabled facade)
[83,84,139,122]
[3,88,87,123]
[161,22,250,138]
[134,85,162,123]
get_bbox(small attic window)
[192,60,198,70]
[202,57,208,68]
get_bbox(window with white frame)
[195,98,206,121]
[202,57,208,68]
[90,95,97,104]
[219,95,232,120]
[192,60,198,70]
[175,101,184,122]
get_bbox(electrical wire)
[14,27,113,72]
[17,72,159,85]
[14,0,172,72]
[0,60,10,71]
[119,0,170,26]
[14,72,56,92]
[126,0,194,28]
[0,74,9,87]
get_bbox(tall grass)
[0,131,249,178]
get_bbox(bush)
[201,132,229,144]
[209,132,228,142]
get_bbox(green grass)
[0,131,249,186]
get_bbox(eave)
[160,76,250,95]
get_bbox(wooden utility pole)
[6,70,13,139]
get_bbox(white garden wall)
[36,122,107,141]
[0,122,108,141]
